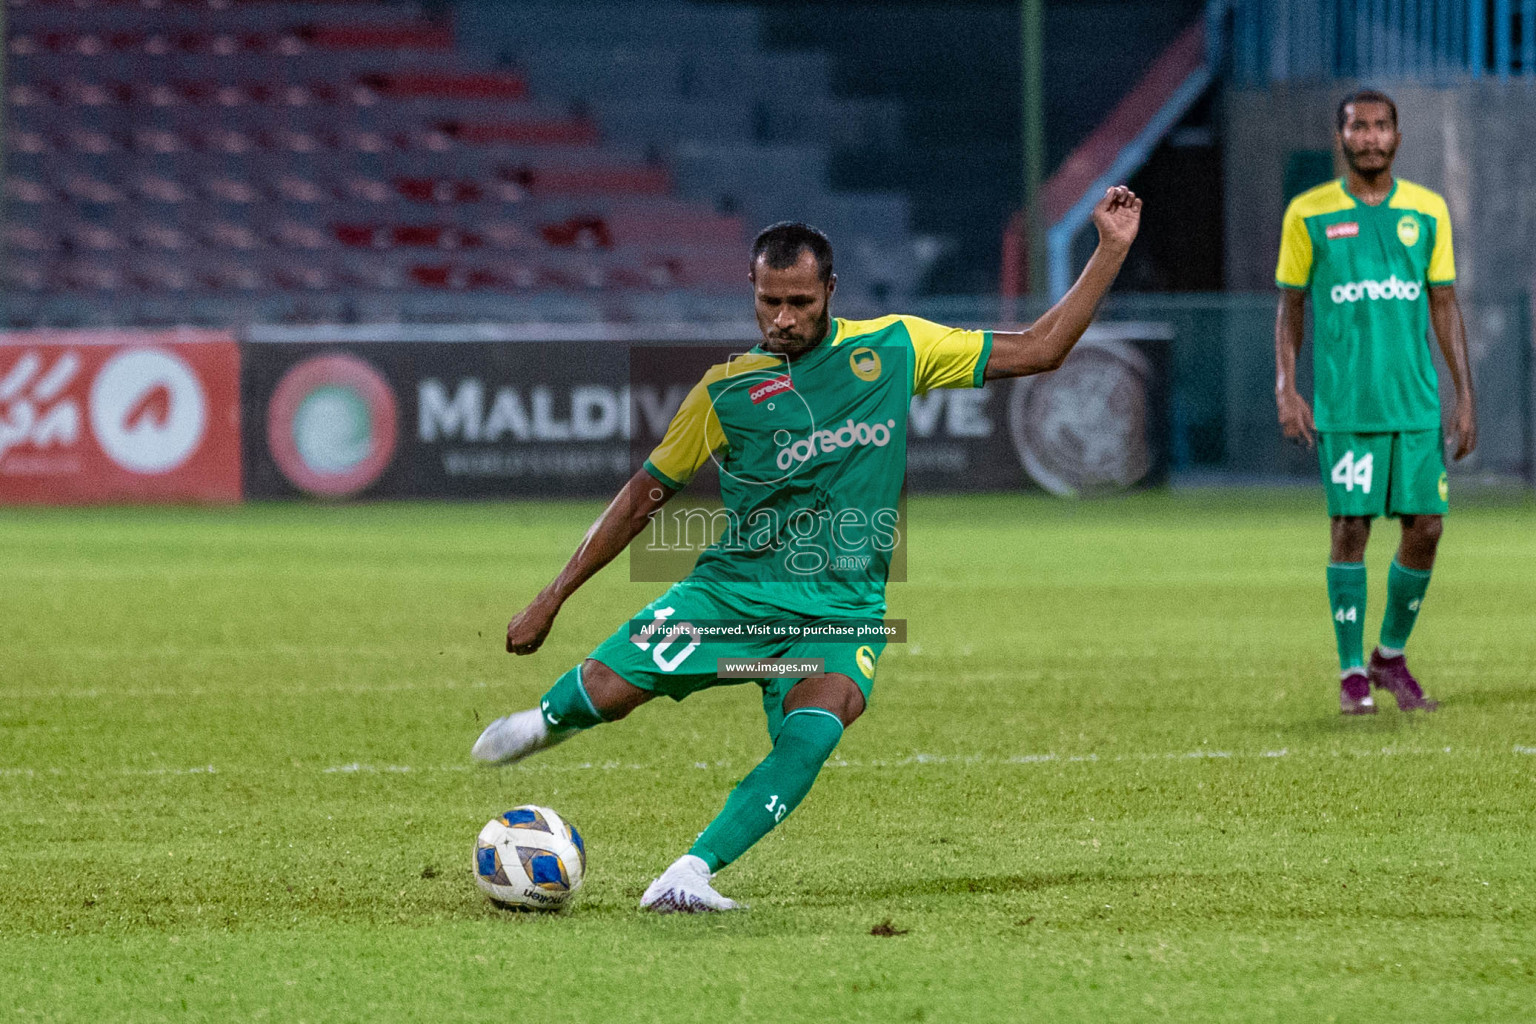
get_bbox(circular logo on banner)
[90,348,207,474]
[1007,339,1151,497]
[267,354,397,497]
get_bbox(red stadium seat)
[394,177,482,204]
[500,165,671,196]
[297,23,454,53]
[360,72,528,102]
[408,264,456,288]
[333,224,383,248]
[440,118,599,147]
[540,216,613,250]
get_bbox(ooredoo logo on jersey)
[1329,275,1422,304]
[775,417,898,472]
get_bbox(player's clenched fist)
[1092,185,1142,253]
[506,594,559,655]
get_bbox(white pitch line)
[3,745,1535,780]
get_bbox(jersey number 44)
[1331,451,1374,493]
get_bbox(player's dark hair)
[750,222,834,284]
[1336,89,1398,131]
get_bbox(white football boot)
[640,854,743,913]
[471,708,570,765]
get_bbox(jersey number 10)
[1331,451,1374,494]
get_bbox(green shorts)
[587,578,885,740]
[1318,429,1448,518]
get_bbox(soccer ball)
[473,805,587,911]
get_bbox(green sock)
[537,664,604,732]
[1380,560,1432,651]
[1326,562,1367,672]
[689,708,844,871]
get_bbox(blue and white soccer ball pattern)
[474,805,587,911]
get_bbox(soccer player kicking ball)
[474,187,1141,911]
[1274,89,1477,715]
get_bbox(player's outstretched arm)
[983,185,1141,379]
[1274,288,1316,449]
[1428,285,1477,460]
[505,470,676,655]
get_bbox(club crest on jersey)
[1397,215,1420,247]
[1325,221,1359,240]
[849,347,881,382]
[748,374,793,404]
[855,645,877,680]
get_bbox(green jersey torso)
[1276,178,1457,432]
[643,315,992,619]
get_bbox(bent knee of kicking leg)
[782,673,865,728]
[580,659,652,721]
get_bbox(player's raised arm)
[505,470,676,655]
[983,185,1141,379]
[1428,284,1477,460]
[1275,288,1316,449]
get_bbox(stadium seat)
[203,220,261,249]
[2,0,911,308]
[134,175,192,202]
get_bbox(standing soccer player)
[473,187,1142,912]
[1274,89,1477,715]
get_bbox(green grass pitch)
[3,491,1534,1022]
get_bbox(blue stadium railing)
[1230,0,1536,84]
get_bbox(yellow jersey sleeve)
[903,316,993,394]
[642,379,727,490]
[1427,194,1456,285]
[1275,199,1313,289]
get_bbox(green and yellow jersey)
[1276,178,1455,432]
[642,315,992,619]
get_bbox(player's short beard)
[763,306,831,358]
[1342,137,1396,177]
